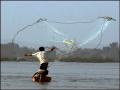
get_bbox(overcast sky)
[1,1,119,48]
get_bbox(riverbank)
[1,57,119,63]
[59,56,118,63]
[1,42,119,63]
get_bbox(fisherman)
[24,46,56,82]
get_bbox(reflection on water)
[1,61,119,89]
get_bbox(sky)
[1,1,119,48]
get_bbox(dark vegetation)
[1,42,119,62]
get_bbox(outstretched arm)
[24,53,32,56]
[47,46,57,52]
[25,52,39,57]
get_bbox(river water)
[1,61,119,89]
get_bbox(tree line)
[1,42,119,62]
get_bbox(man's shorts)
[40,63,48,70]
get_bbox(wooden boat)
[32,75,51,82]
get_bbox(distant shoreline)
[1,58,118,63]
[1,61,118,63]
[1,42,119,63]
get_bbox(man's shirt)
[32,51,48,64]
